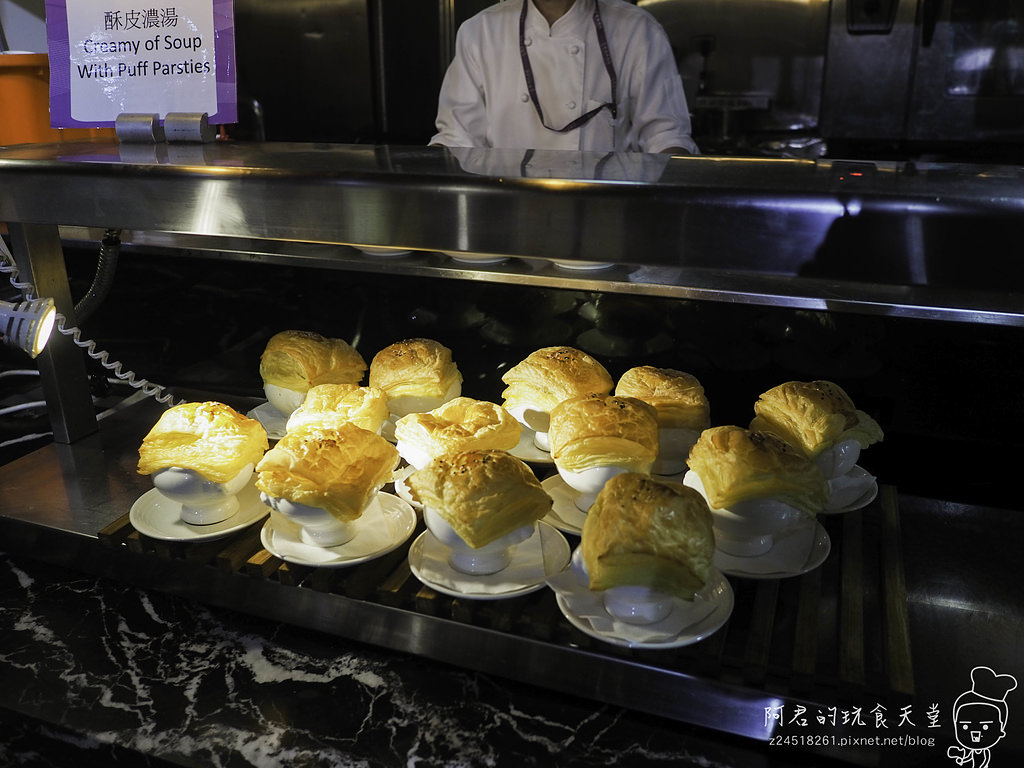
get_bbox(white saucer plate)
[714,521,831,579]
[540,474,588,536]
[507,428,554,465]
[821,465,879,514]
[550,259,613,271]
[358,246,411,257]
[130,482,270,542]
[548,555,734,649]
[259,492,417,568]
[408,522,570,600]
[246,401,288,441]
[442,251,508,265]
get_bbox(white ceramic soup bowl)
[571,548,674,626]
[813,438,861,479]
[683,471,811,557]
[556,464,629,512]
[395,440,433,472]
[423,506,535,575]
[651,426,701,476]
[387,381,463,420]
[152,463,254,525]
[504,404,552,451]
[709,498,810,557]
[260,493,367,548]
[264,383,306,418]
[603,586,674,625]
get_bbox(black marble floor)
[0,549,820,768]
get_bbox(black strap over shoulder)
[518,0,618,134]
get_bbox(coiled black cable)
[73,228,121,324]
[0,232,180,406]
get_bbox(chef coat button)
[524,37,532,46]
[521,93,529,103]
[569,45,580,54]
[567,101,577,110]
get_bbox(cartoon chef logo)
[947,666,1017,767]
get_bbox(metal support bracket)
[7,224,98,444]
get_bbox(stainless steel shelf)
[2,141,1023,326]
[57,227,1024,327]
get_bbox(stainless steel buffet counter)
[5,142,1024,320]
[3,140,1023,442]
[1,140,1022,766]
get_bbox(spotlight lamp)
[0,297,57,358]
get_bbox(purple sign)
[45,0,237,127]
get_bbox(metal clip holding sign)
[115,114,165,143]
[115,113,215,144]
[164,113,216,143]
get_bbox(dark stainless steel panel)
[907,0,1024,143]
[367,0,494,144]
[371,0,447,144]
[820,0,920,141]
[233,0,375,142]
[822,0,1024,148]
[640,0,830,136]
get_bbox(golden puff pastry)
[581,473,715,600]
[406,450,551,549]
[137,401,269,484]
[501,346,613,414]
[615,366,710,430]
[394,397,522,462]
[548,394,659,473]
[285,383,389,436]
[368,338,462,401]
[750,380,884,457]
[259,330,366,392]
[686,425,828,516]
[255,422,399,522]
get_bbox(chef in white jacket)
[430,0,698,155]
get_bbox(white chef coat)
[430,0,698,154]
